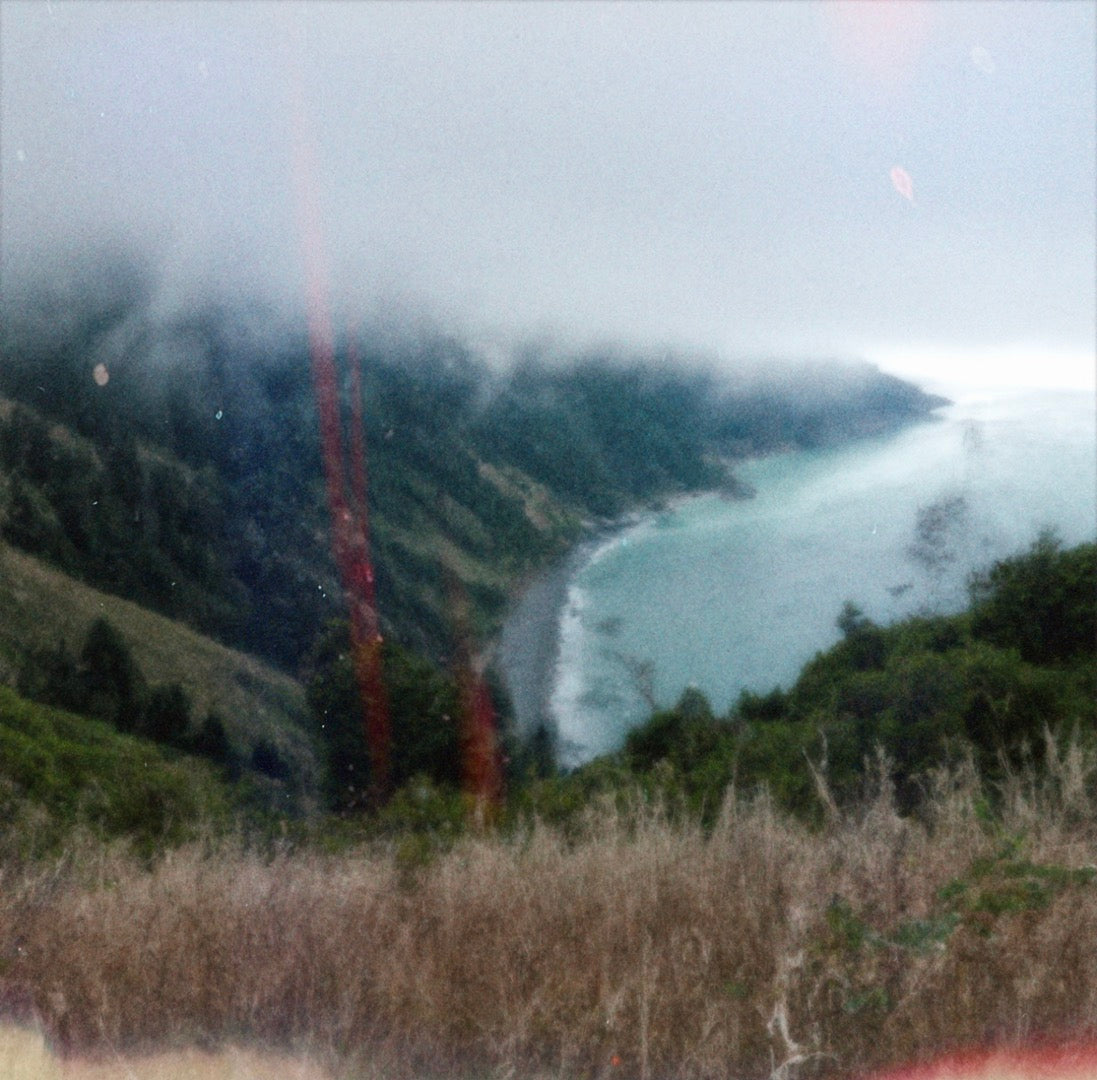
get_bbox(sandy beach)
[496,496,720,755]
[496,540,596,746]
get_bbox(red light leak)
[309,323,391,803]
[445,567,505,823]
[283,12,502,812]
[341,331,391,805]
[867,1043,1097,1079]
[285,18,391,803]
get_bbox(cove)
[501,383,1097,769]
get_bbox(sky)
[2,0,1094,388]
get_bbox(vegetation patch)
[0,686,234,856]
[2,747,1096,1079]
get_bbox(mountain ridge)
[0,293,947,680]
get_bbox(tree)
[251,738,291,781]
[3,476,70,561]
[835,603,886,671]
[80,618,145,731]
[970,532,1096,665]
[141,682,191,746]
[623,687,722,773]
[190,711,233,767]
[837,602,871,637]
[307,622,462,811]
[16,639,84,713]
[0,404,52,479]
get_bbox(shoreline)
[496,530,607,747]
[495,495,716,753]
[494,375,953,758]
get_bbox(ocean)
[505,382,1096,768]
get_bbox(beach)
[496,539,597,747]
[496,495,732,759]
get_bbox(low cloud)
[2,1,1093,379]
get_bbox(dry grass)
[2,744,1095,1080]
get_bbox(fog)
[2,1,1094,388]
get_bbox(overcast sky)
[2,0,1094,386]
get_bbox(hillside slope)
[0,541,315,785]
[0,684,235,853]
[0,296,946,677]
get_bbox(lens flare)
[868,1044,1097,1080]
[444,563,504,824]
[281,8,390,802]
[823,0,933,89]
[890,165,914,202]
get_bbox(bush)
[189,712,234,770]
[16,639,84,713]
[80,618,146,731]
[0,685,231,854]
[307,624,463,811]
[970,532,1097,664]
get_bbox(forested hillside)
[0,273,945,677]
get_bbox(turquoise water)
[551,385,1097,767]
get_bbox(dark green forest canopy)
[0,279,944,675]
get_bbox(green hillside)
[0,282,945,674]
[0,540,317,790]
[0,684,235,855]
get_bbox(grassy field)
[0,541,315,783]
[0,685,241,855]
[1,739,1094,1080]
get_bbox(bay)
[542,383,1096,767]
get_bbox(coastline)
[496,472,823,756]
[496,531,606,747]
[495,386,952,759]
[495,496,714,753]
